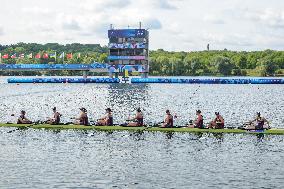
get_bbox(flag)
[11,53,17,59]
[49,52,56,60]
[27,53,33,58]
[19,54,25,59]
[59,52,65,58]
[43,53,49,59]
[66,53,73,59]
[35,53,41,59]
[2,54,9,59]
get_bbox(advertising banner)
[108,29,147,38]
[108,42,146,49]
[108,56,146,60]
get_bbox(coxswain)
[245,112,270,130]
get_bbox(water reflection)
[165,131,174,139]
[106,84,150,124]
[129,131,145,141]
[212,133,224,140]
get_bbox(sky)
[1,0,284,51]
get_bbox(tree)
[260,58,278,76]
[213,56,234,75]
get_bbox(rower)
[46,107,62,125]
[74,108,89,126]
[208,112,224,129]
[17,110,32,124]
[97,108,113,126]
[188,110,204,128]
[245,112,270,130]
[127,108,144,127]
[161,110,173,128]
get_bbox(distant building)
[108,24,149,78]
[207,44,210,51]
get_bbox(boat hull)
[1,124,284,135]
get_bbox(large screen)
[108,29,147,38]
[108,42,146,49]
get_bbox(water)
[0,76,284,188]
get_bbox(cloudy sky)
[1,0,284,51]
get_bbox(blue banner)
[0,63,108,70]
[108,56,146,60]
[108,65,147,73]
[108,29,147,38]
[109,42,146,49]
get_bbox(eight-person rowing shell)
[10,108,272,130]
[96,108,113,126]
[126,108,144,127]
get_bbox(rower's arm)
[195,116,201,124]
[220,116,225,123]
[264,118,269,124]
[165,116,169,124]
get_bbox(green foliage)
[1,43,284,76]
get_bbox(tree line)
[1,43,284,76]
[150,49,284,76]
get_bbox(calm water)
[0,76,284,188]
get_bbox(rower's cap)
[257,112,261,116]
[80,107,87,112]
[52,107,56,111]
[21,110,26,114]
[137,108,141,112]
[166,109,170,113]
[196,110,201,114]
[215,112,219,115]
[106,108,112,112]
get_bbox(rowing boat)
[1,123,284,135]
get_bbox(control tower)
[108,23,149,78]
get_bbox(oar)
[146,121,164,128]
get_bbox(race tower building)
[108,24,149,78]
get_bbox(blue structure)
[0,63,108,71]
[108,24,149,78]
[131,78,284,84]
[7,78,120,83]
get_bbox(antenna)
[139,21,142,29]
[110,24,113,30]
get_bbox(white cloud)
[0,26,4,35]
[240,8,284,28]
[21,6,52,15]
[203,15,225,24]
[154,0,178,10]
[1,0,284,50]
[57,14,81,31]
[80,0,131,11]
